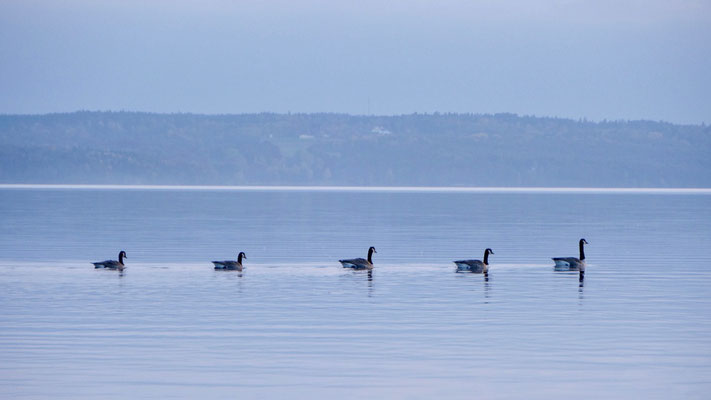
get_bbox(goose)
[339,247,377,269]
[552,238,588,271]
[93,251,127,270]
[454,248,494,273]
[213,252,246,271]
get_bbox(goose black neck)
[367,248,374,264]
[238,253,243,264]
[483,250,489,265]
[118,252,124,264]
[579,241,586,261]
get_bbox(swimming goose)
[552,238,588,271]
[454,248,494,273]
[213,252,246,271]
[93,251,127,270]
[339,247,377,269]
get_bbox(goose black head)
[369,246,377,254]
[239,252,247,259]
[119,250,127,259]
[580,238,588,245]
[485,248,494,255]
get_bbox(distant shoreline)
[1,184,710,194]
[3,112,708,188]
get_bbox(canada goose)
[552,238,588,271]
[454,248,494,273]
[339,247,377,269]
[93,251,127,270]
[213,252,246,271]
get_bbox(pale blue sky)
[1,0,709,123]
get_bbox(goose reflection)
[484,279,491,303]
[553,265,585,290]
[347,268,373,281]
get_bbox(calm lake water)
[1,187,710,399]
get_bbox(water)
[1,187,710,399]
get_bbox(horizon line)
[1,184,710,194]
[0,110,703,126]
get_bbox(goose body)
[93,251,127,270]
[552,239,588,271]
[552,257,584,269]
[454,248,494,273]
[340,247,376,270]
[213,252,246,271]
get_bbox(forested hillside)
[1,112,708,187]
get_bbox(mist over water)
[1,188,710,399]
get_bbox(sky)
[0,0,709,124]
